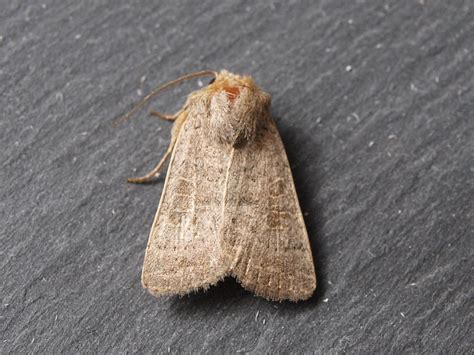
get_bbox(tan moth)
[120,70,316,301]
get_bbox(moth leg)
[149,110,181,121]
[128,111,187,184]
[127,150,172,184]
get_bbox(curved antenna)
[114,70,217,127]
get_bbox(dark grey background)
[1,1,472,353]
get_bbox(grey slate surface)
[1,1,473,353]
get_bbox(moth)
[120,70,316,301]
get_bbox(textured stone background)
[1,1,473,353]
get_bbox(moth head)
[115,69,271,148]
[203,70,271,147]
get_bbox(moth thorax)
[208,89,266,147]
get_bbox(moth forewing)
[136,70,316,301]
[221,114,316,301]
[141,102,230,295]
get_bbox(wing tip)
[141,272,228,298]
[232,273,317,302]
[141,267,317,302]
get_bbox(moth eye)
[208,77,216,85]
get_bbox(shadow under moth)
[119,70,316,302]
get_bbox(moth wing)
[222,116,316,301]
[141,110,230,296]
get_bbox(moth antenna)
[114,70,218,127]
